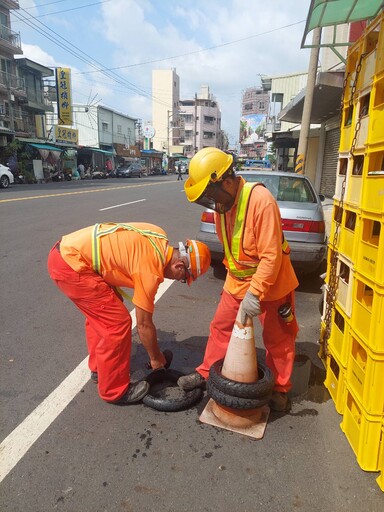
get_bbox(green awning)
[29,143,62,152]
[302,0,384,47]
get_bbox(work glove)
[239,291,261,325]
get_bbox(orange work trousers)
[47,245,132,402]
[196,289,299,392]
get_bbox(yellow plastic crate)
[340,385,383,471]
[336,255,354,317]
[351,273,384,353]
[333,154,349,202]
[374,13,384,76]
[346,332,384,415]
[328,201,343,248]
[355,213,384,286]
[345,153,364,207]
[328,304,351,367]
[377,424,384,492]
[345,40,363,103]
[358,49,377,92]
[355,113,369,150]
[367,76,384,146]
[324,351,346,415]
[339,105,356,153]
[339,206,360,263]
[360,146,384,214]
[324,255,355,319]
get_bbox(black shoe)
[269,391,291,412]
[118,381,150,404]
[177,372,206,391]
[91,371,98,383]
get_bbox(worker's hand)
[239,291,261,325]
[146,349,173,371]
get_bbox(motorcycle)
[51,170,64,182]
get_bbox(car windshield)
[239,173,317,203]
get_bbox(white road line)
[99,198,146,211]
[0,278,174,483]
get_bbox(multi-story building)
[0,0,23,145]
[239,86,270,159]
[151,68,180,153]
[0,1,53,148]
[180,85,222,158]
[65,104,138,168]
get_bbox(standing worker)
[47,223,211,405]
[177,162,183,181]
[179,147,299,412]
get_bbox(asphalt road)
[0,176,383,511]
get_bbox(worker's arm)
[135,305,167,370]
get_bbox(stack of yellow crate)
[323,12,384,491]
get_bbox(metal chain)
[320,53,366,358]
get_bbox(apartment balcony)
[0,71,26,95]
[266,117,281,132]
[0,24,22,54]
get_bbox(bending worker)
[47,222,210,405]
[179,148,299,412]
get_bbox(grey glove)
[239,291,261,325]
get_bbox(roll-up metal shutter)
[320,128,340,197]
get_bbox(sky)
[13,0,314,147]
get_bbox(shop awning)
[302,0,384,48]
[29,143,62,152]
[279,71,344,124]
[78,147,114,155]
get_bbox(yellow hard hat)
[184,147,233,203]
[179,240,211,285]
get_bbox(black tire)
[143,368,203,412]
[207,380,271,410]
[0,174,10,188]
[208,359,274,398]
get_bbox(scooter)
[51,170,64,182]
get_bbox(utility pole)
[295,27,322,174]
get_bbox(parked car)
[116,162,142,178]
[197,170,327,275]
[0,164,14,189]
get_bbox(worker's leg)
[85,319,99,373]
[259,291,298,392]
[196,290,241,379]
[48,246,132,402]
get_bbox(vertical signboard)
[55,67,73,126]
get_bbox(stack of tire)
[207,359,274,409]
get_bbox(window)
[102,122,108,132]
[117,124,122,134]
[184,114,193,123]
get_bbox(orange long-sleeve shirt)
[215,177,299,301]
[59,222,173,313]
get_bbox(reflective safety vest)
[91,223,168,300]
[220,182,290,280]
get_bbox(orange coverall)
[47,223,173,402]
[196,178,299,392]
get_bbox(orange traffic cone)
[200,309,270,439]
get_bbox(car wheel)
[143,368,204,412]
[208,359,274,398]
[0,174,10,188]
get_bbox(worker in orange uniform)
[47,223,211,405]
[179,148,299,412]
